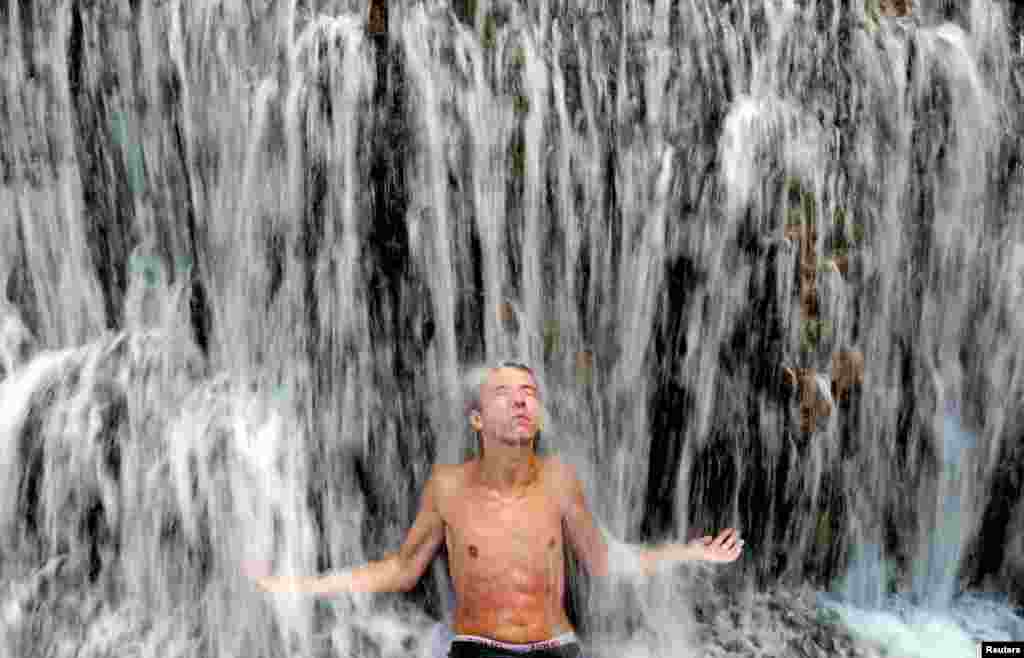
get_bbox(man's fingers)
[713,528,744,552]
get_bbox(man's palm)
[689,528,744,563]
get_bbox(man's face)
[472,367,541,447]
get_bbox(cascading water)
[2,1,1023,657]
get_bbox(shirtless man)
[249,361,744,658]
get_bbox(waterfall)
[2,1,1023,656]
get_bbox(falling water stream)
[2,1,1024,657]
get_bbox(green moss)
[272,384,290,403]
[800,319,833,353]
[830,220,864,256]
[575,355,594,386]
[125,144,145,195]
[110,111,130,146]
[130,254,161,288]
[816,607,841,625]
[815,511,832,547]
[543,320,560,357]
[513,94,530,116]
[511,46,527,69]
[481,13,497,49]
[802,190,817,229]
[175,255,194,281]
[784,176,804,201]
[864,0,880,32]
[509,138,526,178]
[784,177,817,229]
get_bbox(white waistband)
[451,632,578,652]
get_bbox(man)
[249,361,744,658]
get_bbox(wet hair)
[462,360,536,417]
[462,360,541,455]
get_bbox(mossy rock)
[801,191,817,229]
[816,607,842,626]
[815,511,832,547]
[784,177,817,229]
[543,320,560,357]
[509,138,526,178]
[130,254,162,288]
[511,46,527,69]
[513,94,530,116]
[800,319,833,353]
[125,144,146,195]
[784,176,804,201]
[574,351,594,387]
[175,256,194,280]
[110,111,130,146]
[863,0,881,32]
[482,13,497,49]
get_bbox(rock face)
[784,367,834,434]
[879,0,912,18]
[832,351,864,402]
[367,0,387,34]
[0,300,35,381]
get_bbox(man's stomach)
[451,590,574,643]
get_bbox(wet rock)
[0,300,36,381]
[831,350,864,402]
[367,0,388,34]
[783,367,833,433]
[575,350,593,386]
[879,0,912,18]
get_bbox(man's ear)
[470,412,482,431]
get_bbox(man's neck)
[476,444,538,492]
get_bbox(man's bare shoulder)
[538,454,577,478]
[428,462,466,494]
[537,455,581,507]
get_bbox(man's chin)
[499,434,536,447]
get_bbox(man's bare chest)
[443,489,565,568]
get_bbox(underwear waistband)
[451,632,578,653]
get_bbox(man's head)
[464,361,542,453]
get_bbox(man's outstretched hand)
[687,528,745,563]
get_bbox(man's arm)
[556,460,611,577]
[556,460,743,578]
[252,465,448,594]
